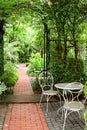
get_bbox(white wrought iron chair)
[62,82,84,130]
[38,70,61,112]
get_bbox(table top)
[55,82,84,90]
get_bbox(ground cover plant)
[27,53,44,76]
[1,62,18,87]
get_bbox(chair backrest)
[38,71,54,91]
[63,82,83,102]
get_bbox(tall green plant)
[0,0,17,78]
[50,57,85,83]
[27,53,44,76]
[4,41,19,63]
[84,82,87,98]
[2,62,18,87]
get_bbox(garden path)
[13,64,34,95]
[2,64,49,130]
[1,64,86,130]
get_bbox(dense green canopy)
[0,0,87,83]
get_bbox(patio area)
[41,102,85,130]
[0,64,86,130]
[0,102,86,130]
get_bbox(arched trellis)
[14,1,52,72]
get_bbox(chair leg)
[77,111,82,119]
[57,94,61,106]
[57,106,63,114]
[63,110,67,130]
[40,93,43,105]
[61,108,64,120]
[46,95,51,113]
[46,96,49,113]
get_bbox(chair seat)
[43,90,58,96]
[64,101,84,111]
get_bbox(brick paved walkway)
[3,64,49,130]
[13,64,34,95]
[2,64,86,130]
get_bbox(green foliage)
[1,62,18,87]
[85,109,87,120]
[63,58,85,82]
[4,17,43,63]
[84,82,87,97]
[84,108,87,129]
[4,41,19,63]
[30,78,40,91]
[50,58,85,83]
[27,53,44,76]
[0,0,86,85]
[50,59,65,83]
[5,88,13,95]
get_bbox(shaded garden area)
[0,0,87,94]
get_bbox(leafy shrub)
[1,62,19,87]
[50,59,65,83]
[30,77,41,93]
[5,88,13,95]
[50,58,85,84]
[27,53,44,76]
[84,82,87,97]
[63,58,85,83]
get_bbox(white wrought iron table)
[55,82,84,105]
[55,82,84,91]
[55,82,84,130]
[55,82,84,115]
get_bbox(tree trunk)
[64,39,67,65]
[0,19,5,79]
[62,21,67,65]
